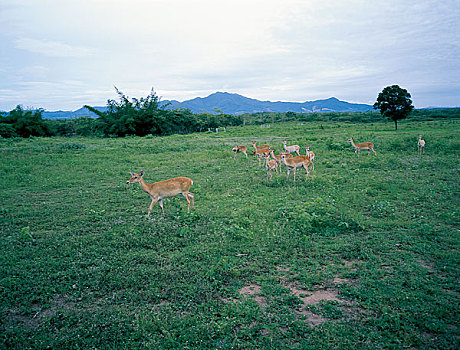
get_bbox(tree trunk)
[394,120,398,131]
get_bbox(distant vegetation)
[374,85,414,130]
[1,88,459,138]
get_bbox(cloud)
[14,38,96,57]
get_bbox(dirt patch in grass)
[277,266,353,326]
[239,284,268,307]
[418,259,436,273]
[7,294,74,330]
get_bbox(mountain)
[42,106,105,119]
[160,92,374,114]
[40,92,373,119]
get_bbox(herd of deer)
[126,134,426,218]
[232,141,316,182]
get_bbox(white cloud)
[15,38,96,57]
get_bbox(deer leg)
[293,167,296,182]
[158,199,165,217]
[182,192,191,212]
[183,192,194,211]
[304,164,310,179]
[148,197,158,218]
[286,167,291,180]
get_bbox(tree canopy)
[374,85,414,130]
[84,87,242,137]
[0,105,51,137]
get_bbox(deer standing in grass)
[269,149,292,174]
[252,141,270,152]
[254,149,270,167]
[418,135,425,157]
[126,171,194,218]
[264,152,278,180]
[346,137,376,158]
[232,145,248,159]
[283,140,300,156]
[281,154,310,182]
[305,145,315,171]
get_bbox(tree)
[374,85,414,130]
[85,87,161,137]
[0,105,52,137]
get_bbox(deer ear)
[139,171,144,176]
[130,171,134,176]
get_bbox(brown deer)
[269,149,292,173]
[252,141,270,152]
[232,145,248,159]
[126,171,194,218]
[281,154,310,182]
[264,152,278,180]
[418,135,425,156]
[346,137,376,158]
[283,140,300,156]
[305,145,315,171]
[254,148,270,167]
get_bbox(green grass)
[1,119,459,349]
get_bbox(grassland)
[1,119,459,349]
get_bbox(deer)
[418,135,425,156]
[269,149,292,173]
[281,154,310,182]
[126,171,194,218]
[232,145,248,159]
[305,145,315,171]
[264,152,278,180]
[254,148,270,167]
[252,141,270,152]
[346,137,376,158]
[283,140,300,156]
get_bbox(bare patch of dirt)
[418,259,436,273]
[276,266,352,326]
[288,284,341,305]
[343,260,361,271]
[332,277,349,285]
[7,294,74,330]
[239,284,267,307]
[303,310,329,327]
[277,266,291,273]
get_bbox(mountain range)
[40,92,374,119]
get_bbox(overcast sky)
[1,0,459,111]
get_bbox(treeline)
[1,88,459,138]
[240,108,460,125]
[0,89,242,138]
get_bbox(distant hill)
[160,92,374,115]
[39,92,374,119]
[42,106,106,119]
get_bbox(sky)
[0,0,459,111]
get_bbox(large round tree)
[374,85,414,130]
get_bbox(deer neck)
[139,178,151,193]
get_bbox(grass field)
[1,119,459,349]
